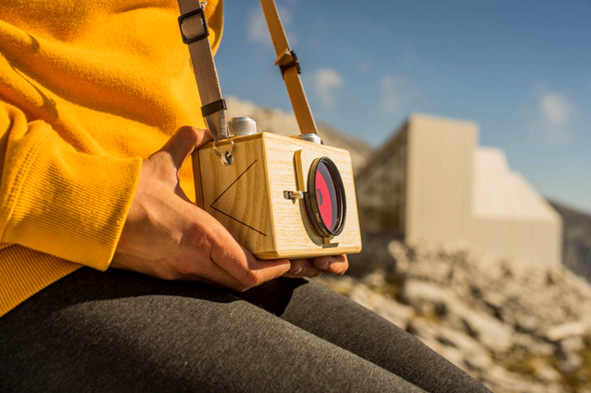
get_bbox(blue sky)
[215,0,591,214]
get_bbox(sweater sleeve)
[0,102,141,271]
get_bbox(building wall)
[356,127,408,235]
[469,148,562,267]
[405,115,477,244]
[470,217,562,267]
[356,113,563,267]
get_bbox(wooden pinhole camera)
[193,131,362,260]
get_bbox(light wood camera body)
[193,132,362,259]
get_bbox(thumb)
[157,126,212,171]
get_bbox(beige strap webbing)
[259,0,319,135]
[177,0,228,142]
[178,0,318,142]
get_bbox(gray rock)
[464,309,513,352]
[544,321,590,342]
[401,280,454,317]
[315,238,591,392]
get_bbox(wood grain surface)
[194,132,362,259]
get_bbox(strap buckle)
[178,7,209,44]
[275,49,301,77]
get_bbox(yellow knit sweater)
[0,0,223,316]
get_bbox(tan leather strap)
[260,0,319,135]
[178,0,318,143]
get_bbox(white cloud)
[314,68,344,107]
[540,92,572,126]
[247,6,296,47]
[248,8,271,46]
[537,90,575,143]
[380,75,401,116]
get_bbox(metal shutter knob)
[227,117,257,136]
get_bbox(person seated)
[0,1,490,391]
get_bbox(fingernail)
[293,266,303,275]
[319,260,330,270]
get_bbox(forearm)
[0,102,141,269]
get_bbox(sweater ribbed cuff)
[2,129,142,271]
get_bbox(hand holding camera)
[113,126,348,289]
[181,0,362,261]
[114,0,359,290]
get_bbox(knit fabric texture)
[0,0,224,316]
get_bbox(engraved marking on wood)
[210,159,267,236]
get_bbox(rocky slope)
[226,96,591,391]
[318,238,591,393]
[224,96,372,173]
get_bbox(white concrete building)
[356,114,562,267]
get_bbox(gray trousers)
[0,268,490,392]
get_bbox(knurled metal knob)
[227,117,257,136]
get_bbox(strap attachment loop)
[201,99,227,118]
[178,8,209,44]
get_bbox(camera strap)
[259,0,319,136]
[177,0,319,162]
[177,0,233,164]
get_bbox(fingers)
[285,254,349,278]
[211,253,291,292]
[167,236,291,292]
[156,126,212,172]
[241,255,292,290]
[204,221,291,291]
[285,259,322,278]
[313,254,349,276]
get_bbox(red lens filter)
[305,157,346,237]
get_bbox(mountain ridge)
[225,96,372,173]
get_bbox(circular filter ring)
[304,157,347,237]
